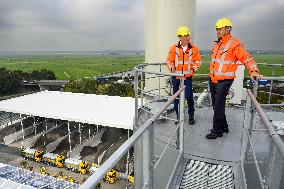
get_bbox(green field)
[0,55,144,80]
[0,54,283,80]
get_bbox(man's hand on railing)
[250,71,263,80]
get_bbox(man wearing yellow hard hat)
[167,26,202,124]
[206,18,263,139]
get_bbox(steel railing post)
[249,80,259,135]
[142,123,154,189]
[179,77,185,155]
[268,67,275,104]
[134,69,144,188]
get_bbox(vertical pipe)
[126,129,130,176]
[143,124,154,189]
[253,79,259,97]
[20,114,24,141]
[249,80,259,135]
[158,64,161,100]
[68,122,72,153]
[9,112,12,125]
[97,125,99,133]
[79,123,82,145]
[179,77,185,155]
[134,70,139,129]
[140,70,144,106]
[89,124,91,139]
[45,118,48,131]
[44,118,47,146]
[267,144,276,188]
[268,67,275,104]
[134,69,143,188]
[34,117,37,135]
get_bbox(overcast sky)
[0,0,283,51]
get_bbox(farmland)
[0,53,283,80]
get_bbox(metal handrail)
[247,89,284,157]
[134,63,208,77]
[136,63,284,79]
[262,76,284,80]
[79,86,185,189]
[256,62,284,67]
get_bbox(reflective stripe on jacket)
[167,42,202,79]
[210,34,259,83]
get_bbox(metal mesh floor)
[179,159,234,189]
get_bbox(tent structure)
[0,91,136,130]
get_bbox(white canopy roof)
[0,91,136,130]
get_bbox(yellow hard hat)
[177,26,190,37]
[215,18,233,29]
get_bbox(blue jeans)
[172,76,195,117]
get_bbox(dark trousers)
[172,76,195,117]
[209,79,233,133]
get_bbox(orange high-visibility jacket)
[167,42,202,79]
[210,34,259,83]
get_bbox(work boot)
[206,132,223,139]
[189,115,195,125]
[223,128,229,133]
[210,128,229,134]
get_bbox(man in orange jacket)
[167,26,202,124]
[206,18,262,139]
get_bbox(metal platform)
[154,106,245,164]
[153,106,247,188]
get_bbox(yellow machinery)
[65,158,81,172]
[128,175,134,184]
[65,158,89,174]
[79,161,89,175]
[34,150,44,162]
[69,176,78,183]
[42,153,58,166]
[51,172,58,178]
[105,169,118,184]
[40,166,47,175]
[23,148,43,162]
[58,171,68,181]
[55,155,65,168]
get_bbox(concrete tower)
[144,0,196,96]
[145,0,196,63]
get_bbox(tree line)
[0,67,56,95]
[64,78,134,97]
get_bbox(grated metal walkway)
[179,159,234,189]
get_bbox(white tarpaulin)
[0,91,136,130]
